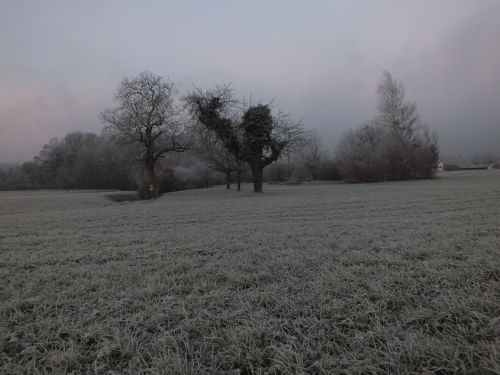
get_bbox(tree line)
[0,133,135,191]
[1,71,440,195]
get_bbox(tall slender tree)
[336,71,438,182]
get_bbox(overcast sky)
[1,0,499,162]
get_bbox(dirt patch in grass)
[105,192,141,202]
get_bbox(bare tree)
[187,85,245,190]
[101,71,189,198]
[376,71,420,136]
[336,123,387,182]
[34,137,64,188]
[301,131,324,179]
[194,128,240,189]
[336,72,438,182]
[273,111,306,178]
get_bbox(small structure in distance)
[437,157,498,171]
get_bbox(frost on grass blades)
[1,171,499,374]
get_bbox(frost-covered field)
[1,171,500,374]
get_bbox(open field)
[1,171,500,374]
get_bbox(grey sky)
[1,0,499,162]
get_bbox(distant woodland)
[1,72,443,196]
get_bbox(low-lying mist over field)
[1,171,499,373]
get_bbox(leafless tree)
[336,72,438,182]
[101,71,189,198]
[300,131,325,179]
[194,128,248,190]
[336,123,387,182]
[376,71,420,137]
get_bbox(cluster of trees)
[1,71,440,194]
[0,164,31,190]
[185,86,304,192]
[264,131,341,183]
[0,133,135,191]
[336,72,438,182]
[101,73,305,196]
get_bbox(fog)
[1,0,499,162]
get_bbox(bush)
[336,123,438,182]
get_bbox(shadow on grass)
[105,193,141,202]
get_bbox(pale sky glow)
[1,0,499,162]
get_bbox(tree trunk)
[145,162,160,199]
[252,162,263,193]
[225,171,231,190]
[236,160,244,191]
